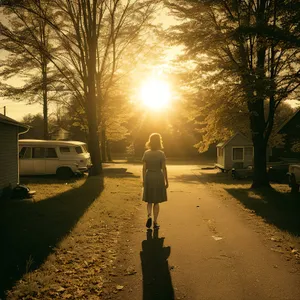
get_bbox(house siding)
[0,123,19,194]
[224,134,253,169]
[217,148,224,166]
[275,110,300,159]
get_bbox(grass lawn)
[0,173,141,300]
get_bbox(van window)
[46,148,58,158]
[60,147,70,153]
[19,147,26,158]
[33,147,45,158]
[19,147,32,159]
[75,146,83,154]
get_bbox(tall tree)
[50,0,160,170]
[0,0,57,139]
[166,0,300,187]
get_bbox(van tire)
[56,167,73,180]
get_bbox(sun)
[140,78,171,110]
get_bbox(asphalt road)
[106,163,300,300]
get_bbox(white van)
[19,139,92,179]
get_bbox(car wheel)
[56,167,73,180]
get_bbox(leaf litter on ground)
[5,177,141,300]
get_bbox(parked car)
[19,139,92,179]
[267,163,290,183]
[287,164,300,193]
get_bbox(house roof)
[277,109,300,134]
[216,132,252,148]
[0,113,28,131]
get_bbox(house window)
[33,147,45,158]
[46,148,58,158]
[232,147,244,160]
[245,147,253,156]
[60,147,70,153]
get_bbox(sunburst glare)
[140,78,171,110]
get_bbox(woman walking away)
[142,133,169,229]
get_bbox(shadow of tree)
[173,170,252,186]
[174,170,300,236]
[0,176,104,298]
[225,187,300,236]
[103,168,140,178]
[20,175,81,185]
[140,229,174,300]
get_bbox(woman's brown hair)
[145,133,164,150]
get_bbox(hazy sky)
[0,6,178,121]
[0,6,298,121]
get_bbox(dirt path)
[107,164,300,300]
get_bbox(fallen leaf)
[62,293,72,299]
[271,237,282,242]
[125,266,137,276]
[116,285,124,290]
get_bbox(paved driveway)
[104,163,300,300]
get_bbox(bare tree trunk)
[100,127,107,162]
[252,134,270,188]
[86,92,102,175]
[86,25,102,175]
[106,140,112,162]
[248,96,270,188]
[249,0,270,188]
[41,12,49,140]
[42,67,48,140]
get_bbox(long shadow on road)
[225,187,300,236]
[0,176,104,299]
[140,229,174,300]
[175,170,300,236]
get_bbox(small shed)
[215,132,254,171]
[0,113,28,198]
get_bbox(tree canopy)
[165,0,300,187]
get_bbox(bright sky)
[0,6,179,121]
[0,7,299,121]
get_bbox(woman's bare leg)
[153,203,160,223]
[147,203,152,218]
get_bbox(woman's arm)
[162,161,169,188]
[142,162,147,186]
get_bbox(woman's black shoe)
[146,217,152,228]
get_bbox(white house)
[215,132,254,171]
[0,114,28,198]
